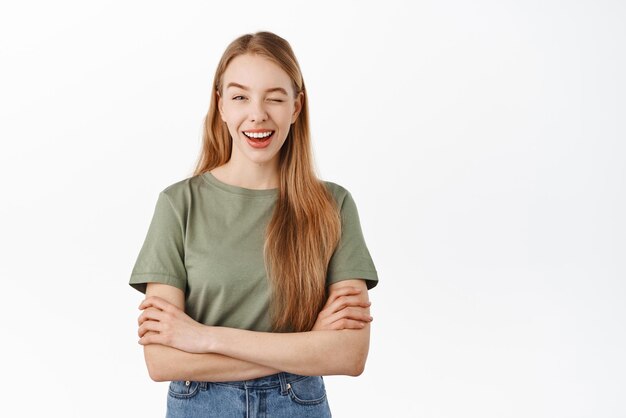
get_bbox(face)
[217,53,303,168]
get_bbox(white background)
[1,0,624,417]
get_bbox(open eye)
[232,95,246,101]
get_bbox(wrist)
[201,325,219,353]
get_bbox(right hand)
[311,286,373,331]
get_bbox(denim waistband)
[203,372,312,394]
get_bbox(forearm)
[208,325,370,377]
[143,331,281,382]
[137,281,373,379]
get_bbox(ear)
[291,91,304,124]
[217,90,225,121]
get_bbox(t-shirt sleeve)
[128,191,187,295]
[326,190,379,290]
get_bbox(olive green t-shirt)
[128,171,378,332]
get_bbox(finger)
[324,286,361,307]
[138,320,161,338]
[331,318,368,330]
[137,307,161,325]
[327,286,361,302]
[326,295,371,314]
[320,296,370,320]
[326,307,372,325]
[137,320,161,338]
[137,307,165,326]
[139,296,172,312]
[139,296,167,310]
[138,331,162,346]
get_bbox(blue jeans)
[166,372,332,417]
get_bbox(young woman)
[129,31,379,417]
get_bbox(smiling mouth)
[243,130,275,140]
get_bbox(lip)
[243,131,274,149]
[243,129,275,133]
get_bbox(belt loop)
[278,372,289,395]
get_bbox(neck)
[210,161,279,190]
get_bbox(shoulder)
[321,179,351,207]
[161,173,204,195]
[321,179,369,223]
[157,174,205,215]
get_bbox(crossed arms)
[137,279,373,382]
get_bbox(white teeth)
[244,131,273,139]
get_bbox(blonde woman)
[129,31,379,417]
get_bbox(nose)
[249,99,268,123]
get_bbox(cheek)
[271,109,293,126]
[222,109,245,129]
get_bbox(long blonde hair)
[192,31,342,332]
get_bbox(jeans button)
[185,381,190,386]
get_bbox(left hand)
[137,296,212,354]
[312,286,372,331]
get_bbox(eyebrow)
[226,82,289,95]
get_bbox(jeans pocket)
[168,380,200,399]
[287,376,328,406]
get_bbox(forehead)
[223,54,292,92]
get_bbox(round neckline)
[202,171,279,197]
